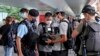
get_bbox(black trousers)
[39,51,52,56]
[22,47,35,56]
[52,50,68,56]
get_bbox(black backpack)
[0,24,14,47]
[12,22,20,34]
[20,20,39,50]
[60,20,73,49]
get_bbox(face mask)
[55,17,60,22]
[19,13,27,18]
[46,21,52,24]
[50,17,53,20]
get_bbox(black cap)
[29,9,39,17]
[82,5,96,14]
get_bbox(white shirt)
[52,19,68,51]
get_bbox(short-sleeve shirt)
[17,24,28,38]
[52,19,68,51]
[51,18,59,27]
[17,19,38,39]
[59,21,68,35]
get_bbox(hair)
[20,8,28,13]
[59,11,65,17]
[45,12,52,17]
[55,12,59,15]
[29,9,39,17]
[5,16,13,22]
[52,12,59,17]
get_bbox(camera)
[39,33,54,46]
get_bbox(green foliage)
[0,5,21,20]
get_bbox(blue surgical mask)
[19,13,27,18]
[46,21,52,24]
[55,17,60,22]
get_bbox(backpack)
[12,22,20,34]
[38,22,54,46]
[20,20,39,50]
[0,24,14,47]
[86,22,100,51]
[60,20,73,49]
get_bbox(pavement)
[0,46,17,56]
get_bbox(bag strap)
[80,21,87,38]
[8,25,13,37]
[60,20,69,24]
[42,24,46,34]
[60,20,73,39]
[22,20,34,32]
[39,22,47,34]
[60,20,69,50]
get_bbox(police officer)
[16,9,39,56]
[72,5,97,56]
[38,12,53,56]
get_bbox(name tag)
[47,28,51,31]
